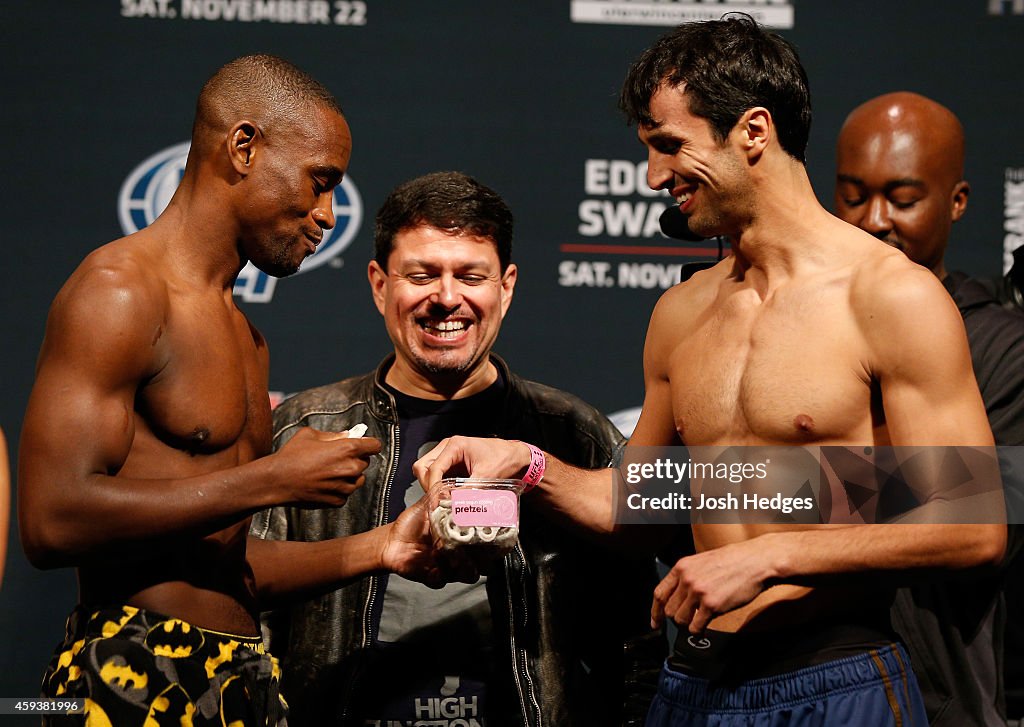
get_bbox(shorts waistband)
[67,604,265,652]
[657,643,913,712]
[669,622,897,680]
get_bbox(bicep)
[631,378,680,446]
[630,292,684,447]
[20,276,160,497]
[868,273,991,446]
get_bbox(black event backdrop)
[2,0,1022,708]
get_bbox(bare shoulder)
[848,242,957,329]
[58,236,165,316]
[42,235,168,373]
[642,260,725,376]
[843,231,966,375]
[649,260,725,332]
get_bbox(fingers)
[652,561,714,634]
[651,569,676,629]
[688,602,714,634]
[414,437,458,491]
[305,426,382,453]
[318,430,351,441]
[340,435,383,455]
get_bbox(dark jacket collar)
[367,352,519,423]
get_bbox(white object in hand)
[345,423,368,438]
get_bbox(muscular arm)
[855,262,1004,558]
[18,261,374,569]
[248,496,441,608]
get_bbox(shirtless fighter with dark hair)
[413,17,1005,727]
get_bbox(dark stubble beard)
[416,351,477,376]
[412,340,484,378]
[253,234,303,278]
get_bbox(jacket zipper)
[339,419,400,725]
[507,542,543,726]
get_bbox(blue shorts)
[646,643,927,726]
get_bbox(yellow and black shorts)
[41,604,287,726]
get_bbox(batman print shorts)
[40,604,288,726]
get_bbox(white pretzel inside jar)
[428,479,524,555]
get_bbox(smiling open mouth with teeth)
[675,185,696,205]
[421,319,469,339]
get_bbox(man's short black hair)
[374,171,514,271]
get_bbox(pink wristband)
[518,441,546,493]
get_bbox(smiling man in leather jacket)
[250,171,660,727]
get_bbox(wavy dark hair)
[619,14,812,162]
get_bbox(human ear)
[739,107,771,160]
[499,264,517,317]
[951,181,970,222]
[227,121,259,175]
[367,260,388,316]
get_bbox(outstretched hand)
[382,496,443,587]
[413,436,530,492]
[382,495,482,588]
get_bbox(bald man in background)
[836,91,1024,726]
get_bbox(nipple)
[793,414,815,434]
[186,427,211,456]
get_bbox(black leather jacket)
[251,354,660,726]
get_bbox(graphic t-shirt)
[351,374,506,727]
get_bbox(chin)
[414,352,478,377]
[257,263,299,278]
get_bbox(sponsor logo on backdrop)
[989,0,1024,15]
[570,0,794,29]
[1005,167,1024,272]
[119,0,367,25]
[118,141,362,302]
[558,158,723,290]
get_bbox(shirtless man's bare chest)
[670,267,880,447]
[82,276,273,634]
[664,263,893,631]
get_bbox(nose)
[859,195,893,238]
[429,274,463,310]
[312,192,336,231]
[646,151,674,193]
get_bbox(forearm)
[247,528,390,609]
[20,457,282,568]
[418,436,670,549]
[530,456,615,533]
[764,522,1006,586]
[529,454,673,551]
